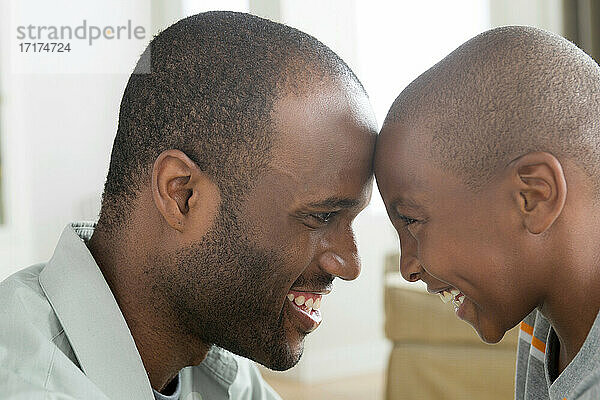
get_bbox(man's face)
[164,80,377,370]
[375,122,538,343]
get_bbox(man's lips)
[286,290,326,333]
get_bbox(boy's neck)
[541,270,600,374]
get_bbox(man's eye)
[309,212,336,224]
[398,214,418,226]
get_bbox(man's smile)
[285,290,327,333]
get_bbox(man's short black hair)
[99,11,362,233]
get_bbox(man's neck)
[87,230,211,392]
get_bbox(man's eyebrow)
[390,196,422,210]
[306,197,360,209]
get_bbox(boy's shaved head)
[376,26,600,361]
[384,26,600,191]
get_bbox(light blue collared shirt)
[0,222,281,400]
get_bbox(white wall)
[0,0,152,277]
[490,0,563,33]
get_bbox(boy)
[375,26,600,400]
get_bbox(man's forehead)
[259,79,376,209]
[270,87,375,168]
[267,158,373,209]
[272,79,376,140]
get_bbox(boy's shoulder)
[516,309,600,400]
[569,369,600,400]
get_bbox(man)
[375,26,600,399]
[0,12,377,399]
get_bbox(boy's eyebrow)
[306,196,360,209]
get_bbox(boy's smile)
[375,121,540,344]
[374,25,600,389]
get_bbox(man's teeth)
[313,298,321,310]
[287,292,322,312]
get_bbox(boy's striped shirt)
[515,309,600,400]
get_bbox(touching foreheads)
[384,26,600,192]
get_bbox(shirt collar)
[39,222,155,400]
[547,308,600,399]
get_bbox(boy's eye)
[398,214,418,226]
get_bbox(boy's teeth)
[438,291,452,303]
[295,296,305,306]
[438,289,466,310]
[305,298,314,308]
[287,293,295,301]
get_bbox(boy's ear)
[508,152,567,234]
[152,150,221,235]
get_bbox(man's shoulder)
[1,263,46,296]
[0,263,78,361]
[0,263,63,339]
[0,264,107,398]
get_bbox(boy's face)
[375,122,538,343]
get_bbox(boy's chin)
[472,317,508,344]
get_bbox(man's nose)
[398,229,422,282]
[317,225,361,281]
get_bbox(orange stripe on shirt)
[531,336,546,353]
[520,321,534,335]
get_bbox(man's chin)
[263,357,301,371]
[253,337,304,371]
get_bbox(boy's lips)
[286,290,325,333]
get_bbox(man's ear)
[151,150,221,234]
[508,152,567,234]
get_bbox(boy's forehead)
[376,123,433,183]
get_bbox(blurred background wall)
[0,0,597,392]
